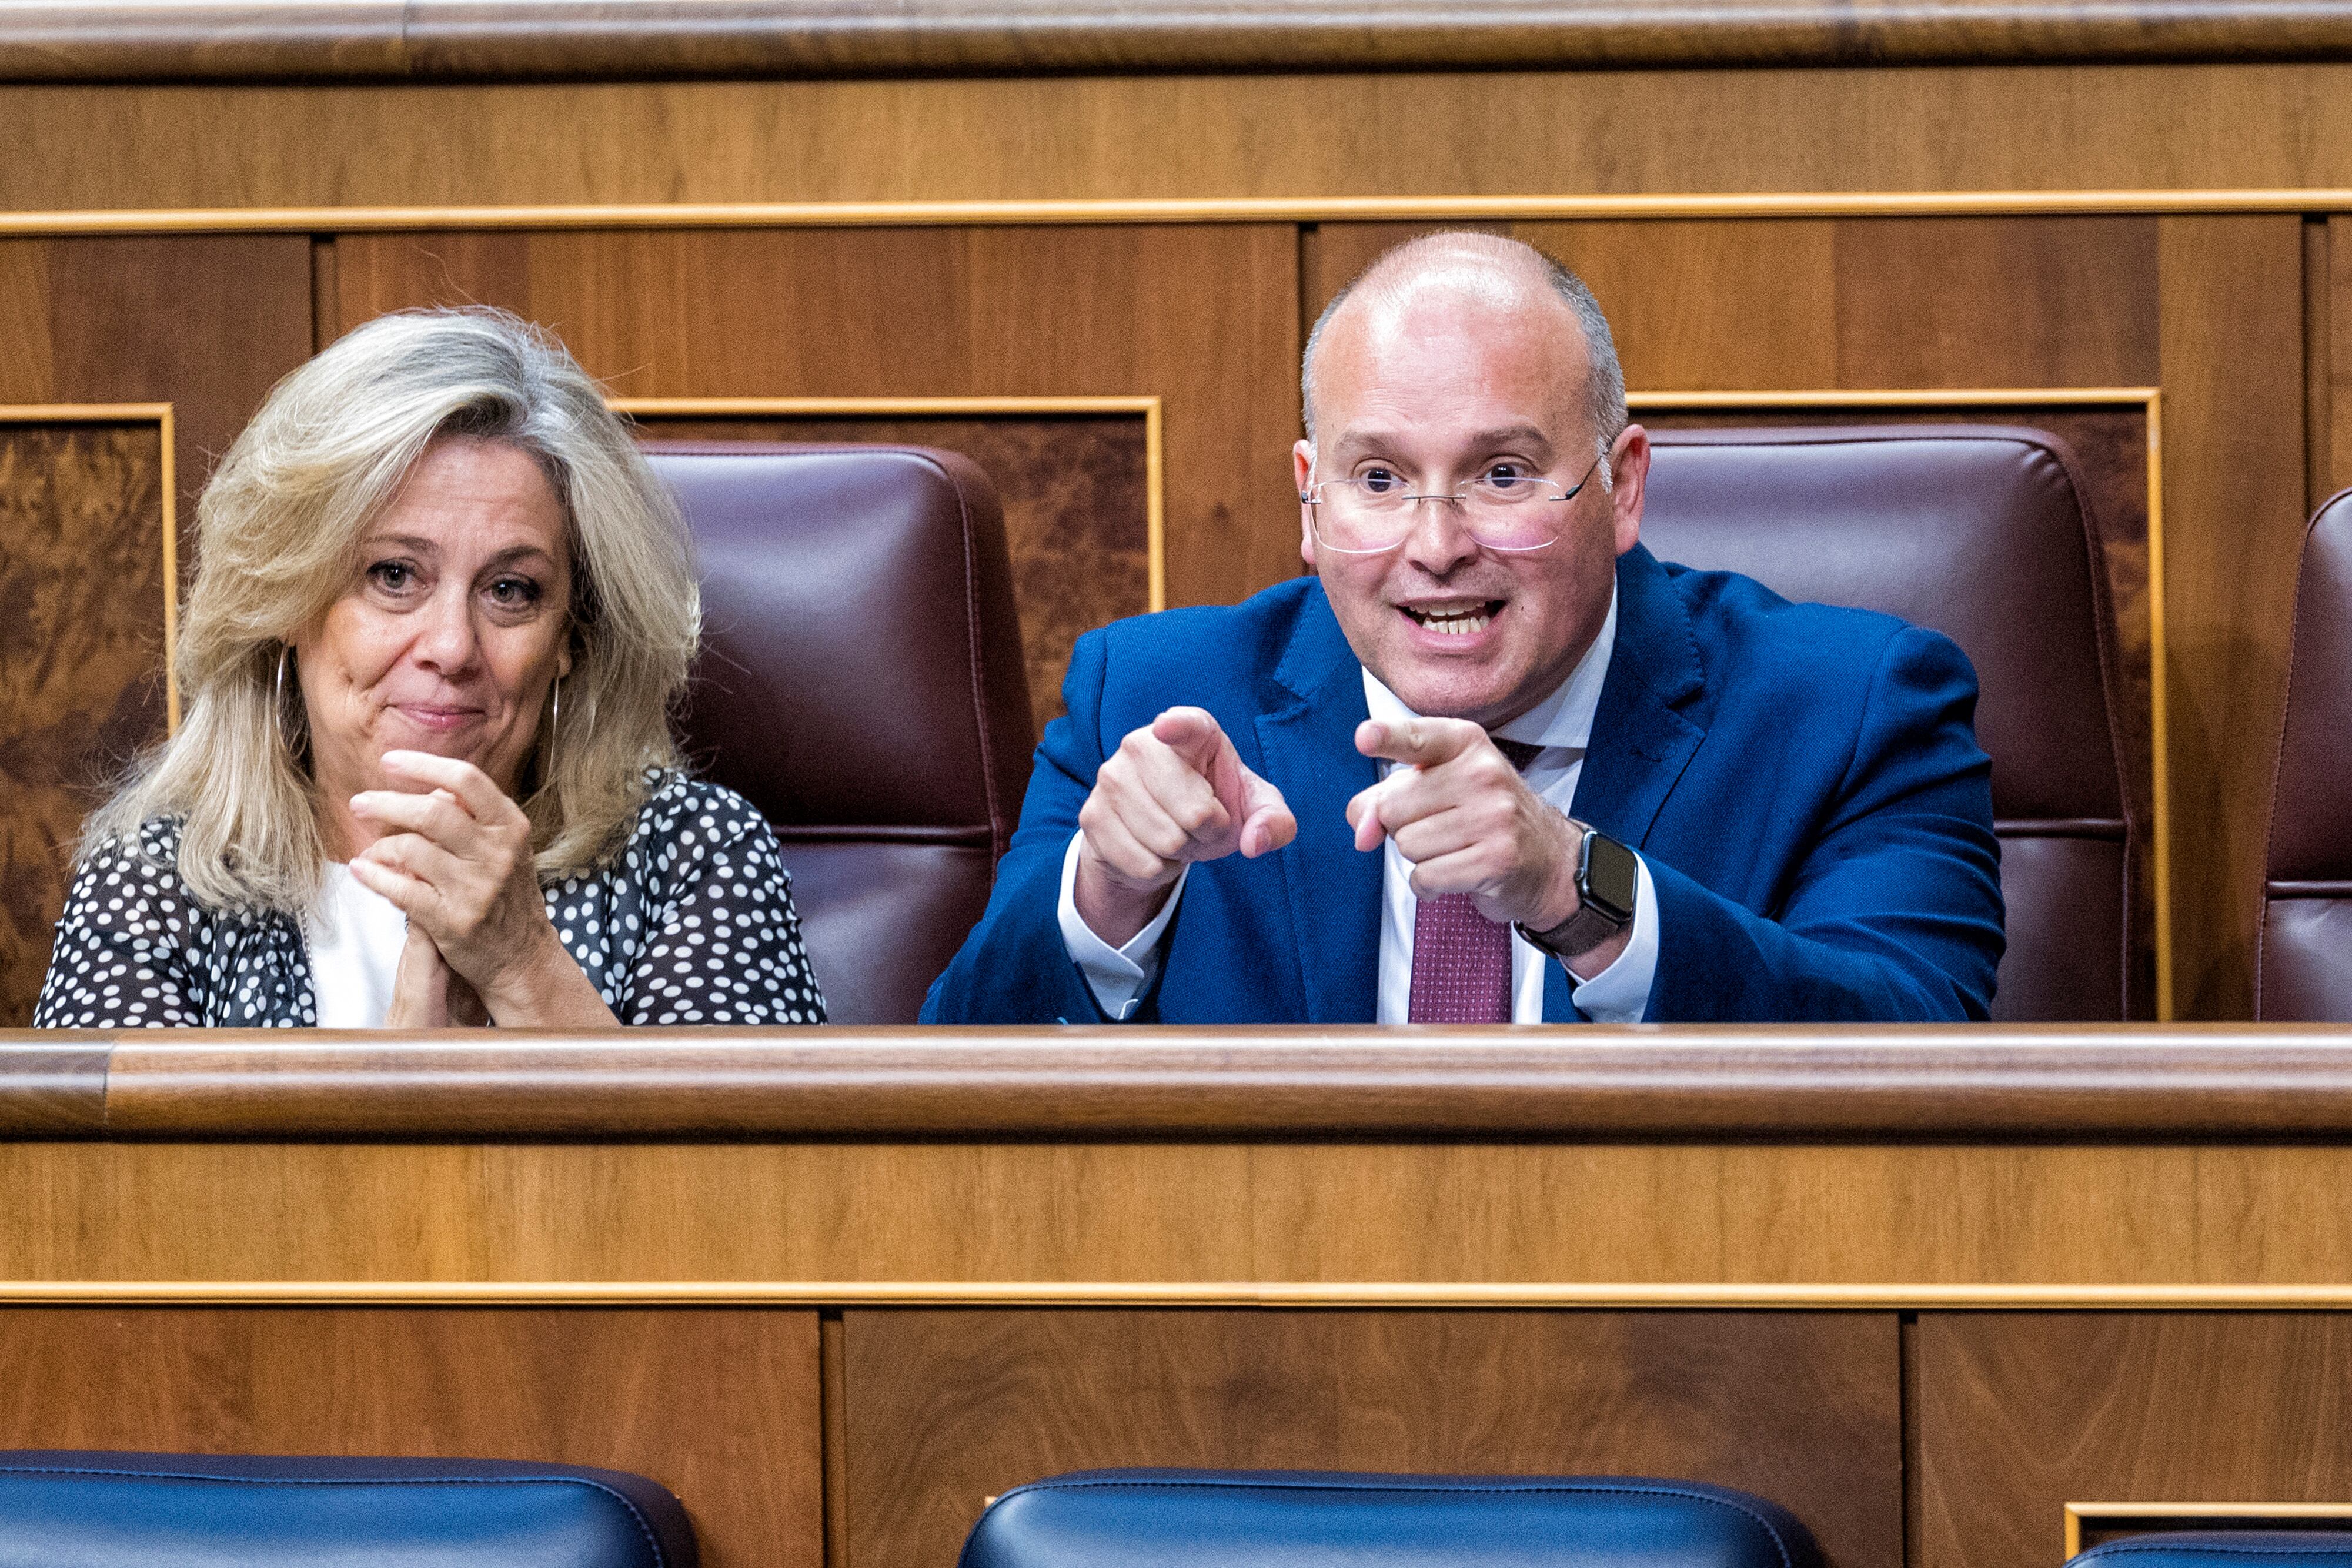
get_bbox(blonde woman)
[36,307,824,1028]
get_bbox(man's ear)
[1608,424,1651,556]
[1294,439,1319,571]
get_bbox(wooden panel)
[0,236,310,1022]
[840,1309,1900,1568]
[0,236,313,537]
[1916,1313,2352,1568]
[1828,218,2159,388]
[632,411,1150,735]
[1304,219,1842,392]
[0,419,169,1025]
[333,226,1298,610]
[2330,215,2352,497]
[0,1306,825,1568]
[2157,216,2307,1019]
[10,1135,2352,1288]
[26,69,2352,212]
[1309,218,2156,392]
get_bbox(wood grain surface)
[5,1031,2352,1138]
[0,236,312,1026]
[331,226,1301,611]
[840,1309,1900,1568]
[1915,1313,2352,1568]
[0,1306,825,1568]
[13,1,2352,81]
[8,1116,2352,1288]
[0,1042,106,1133]
[0,422,169,1025]
[629,411,1151,736]
[2156,217,2308,1020]
[28,70,2352,216]
[0,237,313,539]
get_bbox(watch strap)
[1516,825,1635,960]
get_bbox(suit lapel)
[1572,544,1709,850]
[1254,584,1382,1024]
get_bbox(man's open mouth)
[1402,600,1505,637]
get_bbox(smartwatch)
[1516,823,1639,960]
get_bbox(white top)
[1059,585,1660,1022]
[302,862,410,1028]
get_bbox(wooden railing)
[12,0,2352,81]
[12,1027,2352,1138]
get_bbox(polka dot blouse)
[34,772,826,1028]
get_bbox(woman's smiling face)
[294,434,574,817]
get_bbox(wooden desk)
[7,1029,2352,1568]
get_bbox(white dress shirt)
[1057,586,1661,1022]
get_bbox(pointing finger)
[1236,767,1297,858]
[1150,707,1231,777]
[1356,716,1486,768]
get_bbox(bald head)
[1301,232,1626,467]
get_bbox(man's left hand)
[1345,716,1584,932]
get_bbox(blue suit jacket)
[923,543,2004,1024]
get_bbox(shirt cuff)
[1057,831,1188,1021]
[1566,852,1659,1024]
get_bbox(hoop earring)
[547,675,562,758]
[273,646,293,751]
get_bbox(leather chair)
[643,442,1035,1026]
[958,1469,1822,1568]
[1642,426,2134,1021]
[2259,488,2352,1019]
[0,1450,696,1567]
[2070,1534,2352,1568]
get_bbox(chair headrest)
[958,1468,1822,1568]
[1645,426,2124,822]
[0,1450,697,1567]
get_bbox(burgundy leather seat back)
[643,443,1035,1025]
[2259,490,2352,1019]
[1642,427,2132,1020]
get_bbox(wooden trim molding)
[18,193,2352,238]
[2065,1502,2352,1558]
[14,1,2352,82]
[0,404,180,728]
[614,394,1167,611]
[15,1030,2352,1139]
[1635,388,2171,1018]
[8,1281,2352,1309]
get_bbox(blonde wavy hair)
[83,306,701,914]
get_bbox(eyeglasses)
[1300,453,1605,554]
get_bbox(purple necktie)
[1406,737,1545,1024]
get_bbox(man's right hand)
[1074,706,1298,946]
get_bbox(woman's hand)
[382,924,489,1028]
[347,749,617,1028]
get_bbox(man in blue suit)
[924,232,2003,1024]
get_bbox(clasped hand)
[346,749,582,1027]
[1073,707,1584,948]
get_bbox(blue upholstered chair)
[957,1468,1820,1568]
[2072,1536,2352,1568]
[0,1451,696,1567]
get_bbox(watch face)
[1581,832,1640,924]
